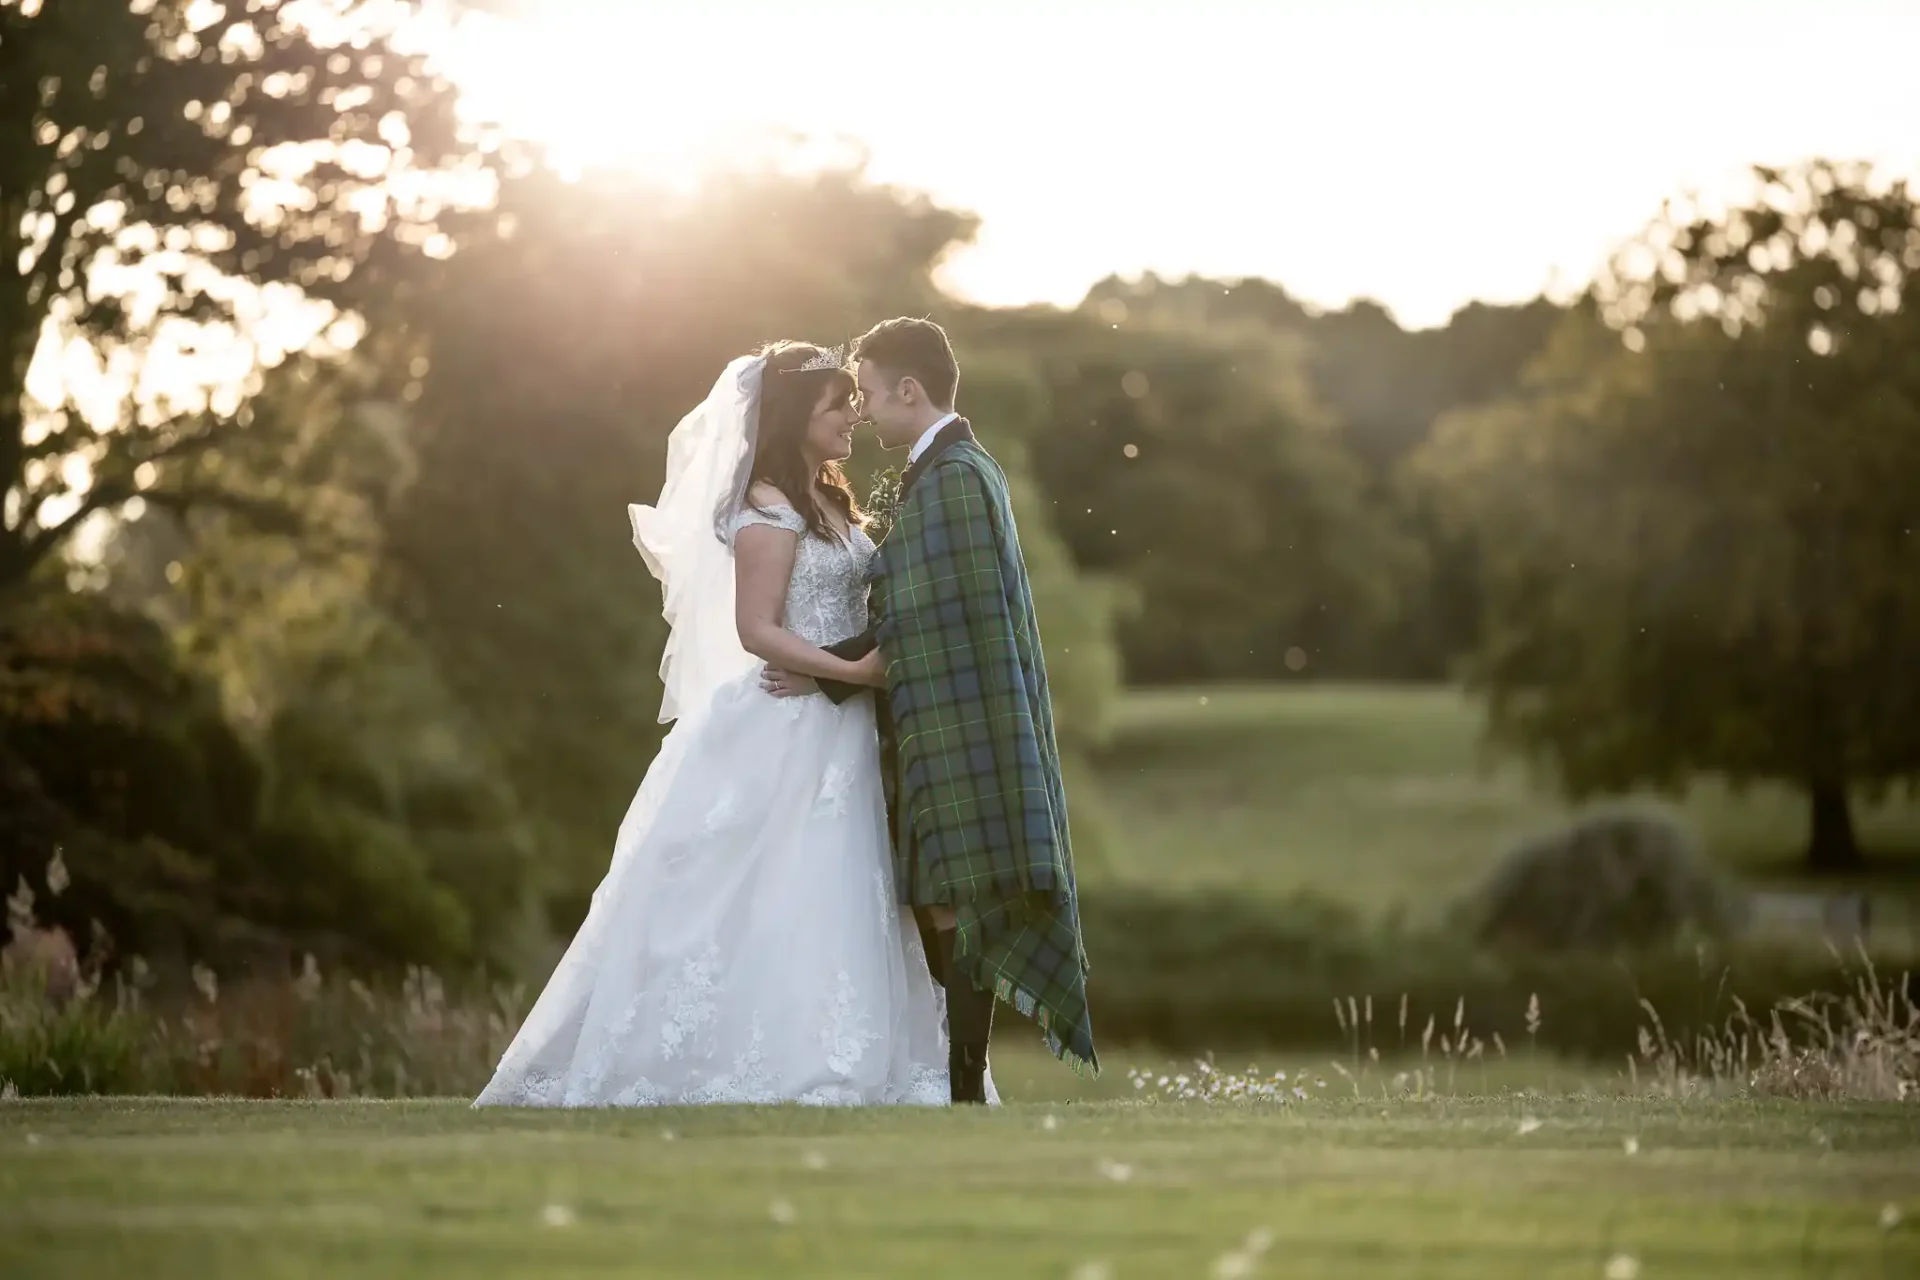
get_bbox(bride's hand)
[853,648,888,687]
[762,667,818,699]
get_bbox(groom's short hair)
[852,318,959,411]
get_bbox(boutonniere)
[863,467,903,544]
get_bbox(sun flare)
[440,7,806,189]
[432,0,1920,326]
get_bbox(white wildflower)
[1603,1253,1640,1280]
[540,1203,575,1228]
[1212,1251,1254,1279]
[769,1198,797,1226]
[293,953,322,1002]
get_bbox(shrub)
[1,859,515,1099]
[1453,803,1743,953]
[0,950,516,1100]
[0,935,144,1096]
[0,587,267,965]
[2,871,1909,1100]
[1076,888,1897,1061]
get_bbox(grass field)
[5,1092,1916,1279]
[6,684,1918,1277]
[1093,685,1920,922]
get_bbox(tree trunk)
[1805,778,1863,873]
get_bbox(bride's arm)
[734,522,885,686]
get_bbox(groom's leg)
[939,929,994,1105]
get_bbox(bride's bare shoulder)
[746,481,794,511]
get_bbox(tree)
[2,0,489,591]
[962,299,1422,682]
[3,347,535,973]
[97,351,540,971]
[944,353,1133,876]
[1066,274,1560,678]
[1418,162,1920,871]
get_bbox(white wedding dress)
[475,499,993,1107]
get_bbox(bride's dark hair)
[748,341,863,540]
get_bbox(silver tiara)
[781,344,845,374]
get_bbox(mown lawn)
[1094,684,1920,926]
[3,1094,1915,1278]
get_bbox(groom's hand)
[761,666,817,699]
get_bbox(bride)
[475,341,991,1107]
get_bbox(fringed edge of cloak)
[950,890,1098,1078]
[991,972,1100,1079]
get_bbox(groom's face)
[855,359,921,451]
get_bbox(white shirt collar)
[907,412,959,466]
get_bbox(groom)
[772,318,1097,1101]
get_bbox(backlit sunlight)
[437,0,1920,329]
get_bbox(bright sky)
[443,0,1920,329]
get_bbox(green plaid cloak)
[870,437,1098,1074]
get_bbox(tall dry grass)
[4,862,519,1098]
[1126,968,1916,1105]
[1629,956,1917,1101]
[5,857,1915,1102]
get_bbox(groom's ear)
[896,375,924,406]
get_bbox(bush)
[1077,888,1900,1061]
[3,870,1908,1098]
[1,585,540,977]
[0,932,144,1096]
[1452,804,1742,953]
[0,587,269,964]
[2,856,515,1098]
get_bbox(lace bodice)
[732,503,875,646]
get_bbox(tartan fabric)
[871,438,1097,1074]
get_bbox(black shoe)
[950,1041,989,1105]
